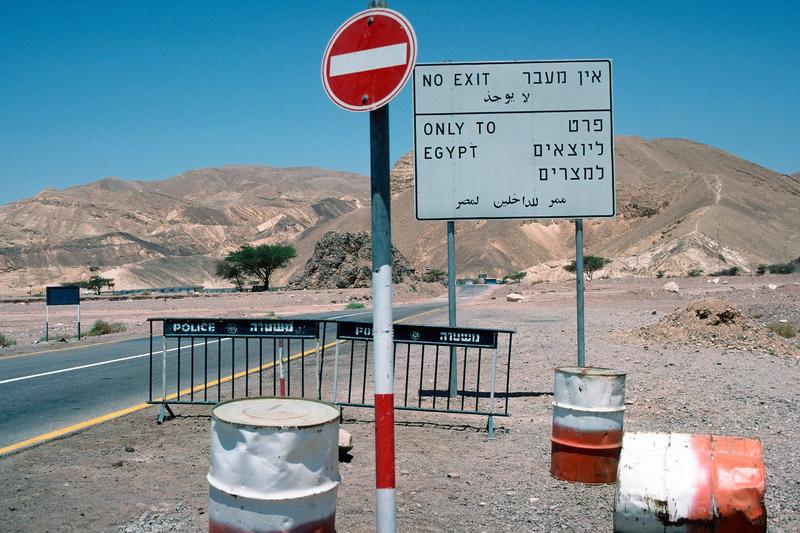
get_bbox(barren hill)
[0,165,368,290]
[283,137,799,282]
[1,138,798,292]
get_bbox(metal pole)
[447,221,458,397]
[487,347,498,440]
[575,219,585,367]
[370,85,396,533]
[77,304,81,340]
[161,336,168,402]
[45,305,49,342]
[332,341,340,403]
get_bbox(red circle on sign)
[321,8,416,112]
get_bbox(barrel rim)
[212,396,340,429]
[556,366,626,377]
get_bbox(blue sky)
[1,1,798,205]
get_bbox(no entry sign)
[322,8,416,112]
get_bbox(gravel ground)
[0,275,797,532]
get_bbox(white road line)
[328,310,372,320]
[0,338,226,386]
[329,43,407,76]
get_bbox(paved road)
[0,299,454,450]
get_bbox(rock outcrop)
[287,231,417,289]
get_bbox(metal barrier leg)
[315,339,321,400]
[487,347,498,440]
[332,342,340,403]
[157,336,174,424]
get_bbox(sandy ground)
[0,274,798,532]
[0,283,444,355]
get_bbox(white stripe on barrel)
[551,366,626,483]
[614,432,767,532]
[208,397,340,533]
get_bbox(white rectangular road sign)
[413,60,614,220]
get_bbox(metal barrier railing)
[324,321,514,437]
[147,317,514,435]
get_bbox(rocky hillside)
[0,166,368,290]
[1,138,798,292]
[287,231,417,289]
[284,137,800,282]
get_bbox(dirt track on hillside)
[0,275,798,532]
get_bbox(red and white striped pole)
[278,339,286,397]
[368,1,396,525]
[370,89,396,533]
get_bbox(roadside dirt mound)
[287,231,417,289]
[636,298,797,357]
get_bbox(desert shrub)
[503,271,527,283]
[756,264,767,275]
[656,271,665,279]
[87,319,126,337]
[0,333,16,347]
[345,302,365,309]
[767,263,795,275]
[767,322,797,338]
[710,267,739,276]
[688,269,704,277]
[422,269,446,283]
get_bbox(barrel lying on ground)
[208,397,340,533]
[551,366,627,483]
[614,432,767,532]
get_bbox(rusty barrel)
[614,432,767,532]
[208,397,340,533]
[550,366,626,483]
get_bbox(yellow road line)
[0,309,440,456]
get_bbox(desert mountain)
[285,137,799,282]
[1,138,798,292]
[0,165,368,290]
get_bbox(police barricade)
[323,321,514,437]
[147,317,321,422]
[147,317,513,434]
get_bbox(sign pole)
[370,101,396,533]
[45,305,49,342]
[575,219,586,366]
[77,303,81,340]
[447,220,458,397]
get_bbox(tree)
[216,260,249,291]
[80,275,114,295]
[563,256,611,281]
[223,244,296,291]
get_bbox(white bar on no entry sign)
[329,43,407,77]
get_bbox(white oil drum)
[208,397,340,533]
[614,432,767,532]
[551,366,626,483]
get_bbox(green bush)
[87,319,126,337]
[767,263,795,275]
[345,302,365,310]
[0,333,16,347]
[710,267,739,276]
[688,269,704,277]
[656,271,665,279]
[767,322,797,338]
[756,264,767,275]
